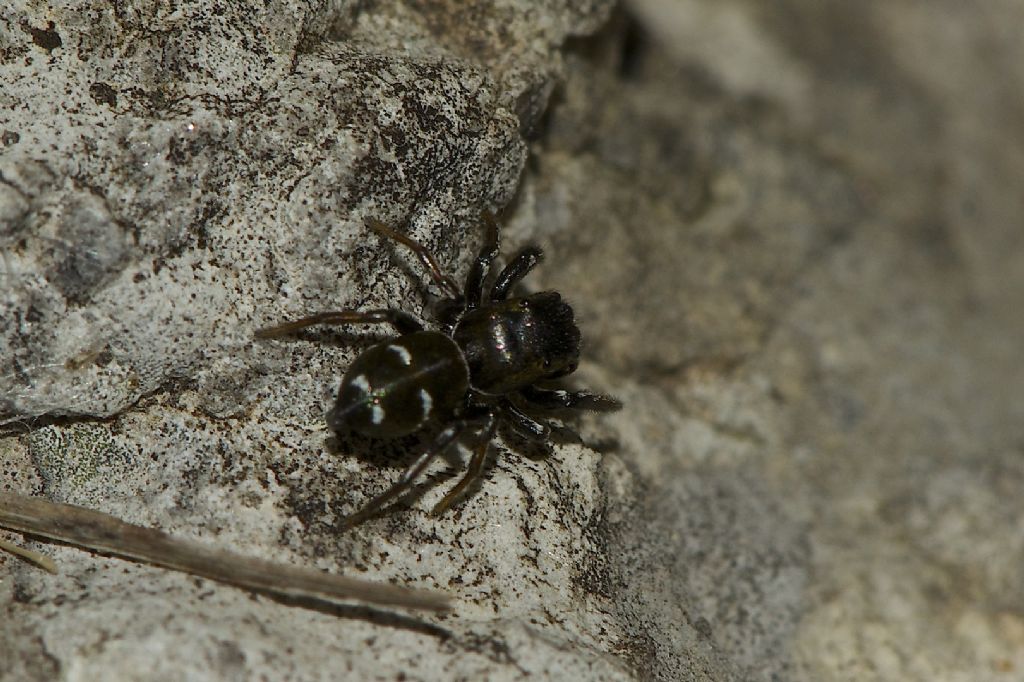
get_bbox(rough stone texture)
[3,0,1024,681]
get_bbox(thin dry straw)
[0,492,450,611]
[0,535,57,573]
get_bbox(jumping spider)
[256,213,620,528]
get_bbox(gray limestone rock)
[3,1,1024,680]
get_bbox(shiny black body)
[256,213,619,527]
[329,331,469,439]
[455,292,580,395]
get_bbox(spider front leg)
[255,309,423,338]
[490,246,543,301]
[503,400,552,441]
[518,386,622,412]
[464,212,500,309]
[340,420,469,530]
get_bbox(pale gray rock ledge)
[3,1,1024,681]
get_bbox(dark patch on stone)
[26,21,62,53]
[88,82,118,108]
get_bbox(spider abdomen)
[328,331,469,438]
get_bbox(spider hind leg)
[430,413,498,516]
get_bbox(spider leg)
[490,246,543,301]
[503,400,552,441]
[518,386,622,412]
[430,411,498,515]
[340,421,468,530]
[255,309,423,339]
[366,218,462,300]
[464,211,500,309]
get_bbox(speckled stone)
[4,1,1024,681]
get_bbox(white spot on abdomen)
[371,403,385,425]
[388,344,413,365]
[419,388,433,418]
[350,374,370,394]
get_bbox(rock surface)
[3,1,1023,680]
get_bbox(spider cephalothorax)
[257,213,619,527]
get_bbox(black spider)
[256,213,620,528]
